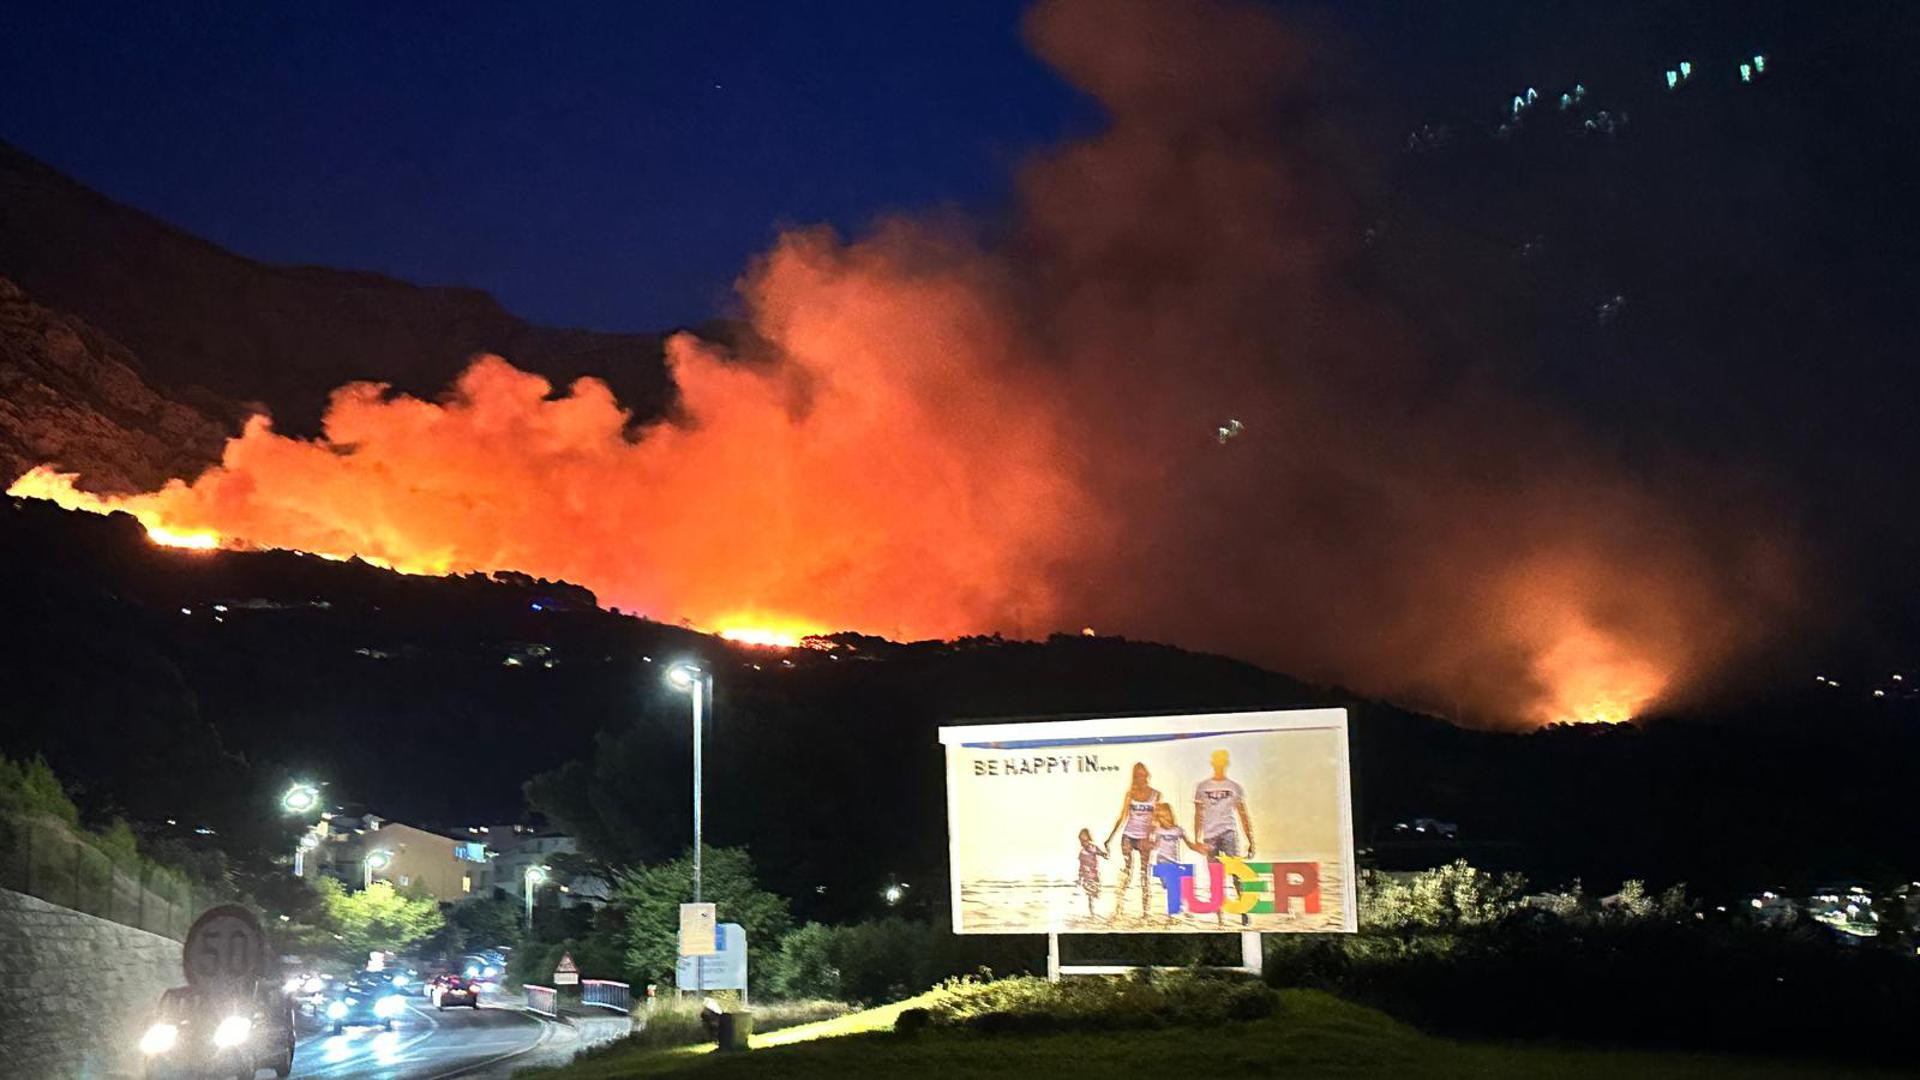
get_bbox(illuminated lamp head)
[665,662,704,692]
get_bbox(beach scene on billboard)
[939,710,1356,935]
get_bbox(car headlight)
[374,994,405,1018]
[213,1015,252,1048]
[139,1022,178,1055]
[327,1001,348,1020]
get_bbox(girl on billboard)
[1102,763,1161,919]
[1149,802,1208,918]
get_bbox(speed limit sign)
[183,904,268,990]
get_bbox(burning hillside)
[5,0,1796,727]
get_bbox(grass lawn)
[517,988,1894,1079]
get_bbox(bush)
[613,847,790,997]
[0,754,80,825]
[910,972,1278,1034]
[1264,865,1920,1064]
[766,917,938,1004]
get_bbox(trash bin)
[715,1009,754,1051]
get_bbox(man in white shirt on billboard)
[1194,749,1255,924]
[1193,749,1255,859]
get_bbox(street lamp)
[282,782,322,877]
[665,661,713,903]
[524,865,549,928]
[363,849,391,889]
[281,782,320,815]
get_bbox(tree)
[308,878,444,963]
[614,846,790,994]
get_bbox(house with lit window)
[300,814,483,903]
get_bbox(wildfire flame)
[8,467,222,551]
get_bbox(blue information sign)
[674,923,746,990]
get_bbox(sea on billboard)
[939,709,1357,935]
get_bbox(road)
[285,999,554,1080]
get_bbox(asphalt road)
[283,1000,553,1080]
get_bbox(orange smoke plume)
[7,0,1795,727]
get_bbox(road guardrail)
[581,979,631,1013]
[524,985,558,1017]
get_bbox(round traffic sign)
[183,904,268,989]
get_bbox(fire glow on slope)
[3,0,1797,728]
[7,328,1088,648]
[9,467,222,550]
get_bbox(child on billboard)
[1149,802,1208,919]
[1102,763,1161,920]
[1075,828,1109,916]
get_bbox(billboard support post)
[1241,931,1263,977]
[1046,933,1060,982]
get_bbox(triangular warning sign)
[555,952,578,973]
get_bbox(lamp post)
[294,831,320,878]
[363,849,391,890]
[665,662,713,903]
[281,781,322,877]
[524,864,549,928]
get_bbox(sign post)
[183,904,269,993]
[674,923,748,1001]
[678,902,718,994]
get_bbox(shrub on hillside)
[767,917,939,1004]
[1265,860,1917,1063]
[905,972,1277,1034]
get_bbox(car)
[322,974,410,1034]
[140,982,295,1080]
[434,974,481,1010]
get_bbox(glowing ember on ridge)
[718,627,807,649]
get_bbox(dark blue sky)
[0,1,1094,330]
[0,1,1805,332]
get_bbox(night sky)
[0,1,1825,332]
[0,0,1092,330]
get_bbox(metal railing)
[581,979,631,1013]
[524,985,558,1017]
[0,812,202,940]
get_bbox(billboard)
[939,709,1356,935]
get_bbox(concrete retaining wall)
[0,886,182,1078]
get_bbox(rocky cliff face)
[0,138,672,436]
[0,276,228,492]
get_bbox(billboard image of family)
[939,709,1356,935]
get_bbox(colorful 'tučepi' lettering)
[1151,857,1321,916]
